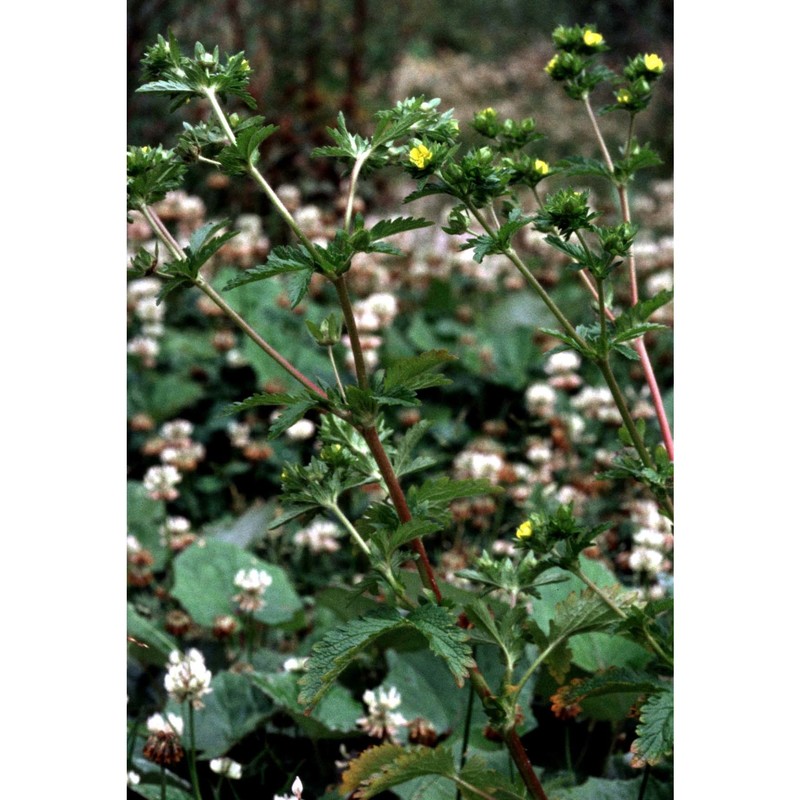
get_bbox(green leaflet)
[298,606,474,708]
[634,689,674,765]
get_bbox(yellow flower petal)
[583,30,604,47]
[515,520,533,540]
[409,144,433,169]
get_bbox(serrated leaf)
[555,155,612,180]
[384,349,457,392]
[369,217,434,240]
[220,391,303,417]
[409,476,498,508]
[298,609,405,708]
[223,244,316,290]
[351,745,456,799]
[340,743,405,796]
[406,605,475,686]
[266,398,319,439]
[299,605,473,709]
[555,667,662,705]
[634,689,673,765]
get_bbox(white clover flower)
[146,711,184,736]
[136,295,165,325]
[453,450,505,483]
[127,277,161,304]
[233,567,273,613]
[127,771,141,786]
[210,757,242,779]
[143,464,182,501]
[127,335,160,365]
[525,439,552,465]
[292,776,303,798]
[633,527,666,549]
[160,419,194,443]
[227,421,252,448]
[226,348,248,367]
[628,547,664,575]
[164,649,213,708]
[285,418,316,442]
[282,656,309,673]
[357,685,407,741]
[545,350,581,374]
[524,382,556,417]
[127,535,142,553]
[491,539,516,557]
[293,519,342,553]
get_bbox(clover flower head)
[143,712,185,765]
[515,520,533,540]
[164,648,213,708]
[233,567,273,613]
[143,464,182,501]
[644,53,665,73]
[146,712,184,736]
[293,519,342,553]
[210,757,243,779]
[524,382,556,417]
[409,144,433,169]
[273,776,304,800]
[357,686,407,741]
[583,29,604,47]
[285,418,316,442]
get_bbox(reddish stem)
[360,425,443,604]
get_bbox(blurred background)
[128,0,673,214]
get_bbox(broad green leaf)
[127,604,178,664]
[171,540,302,626]
[130,784,194,800]
[547,776,670,800]
[127,481,166,567]
[190,669,272,758]
[634,689,673,765]
[251,671,362,738]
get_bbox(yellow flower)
[583,30,604,47]
[409,144,433,169]
[534,159,550,176]
[515,520,533,540]
[616,89,632,105]
[644,53,665,73]
[545,55,559,75]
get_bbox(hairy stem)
[137,203,329,402]
[359,426,443,603]
[333,275,369,390]
[581,94,674,459]
[574,567,673,668]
